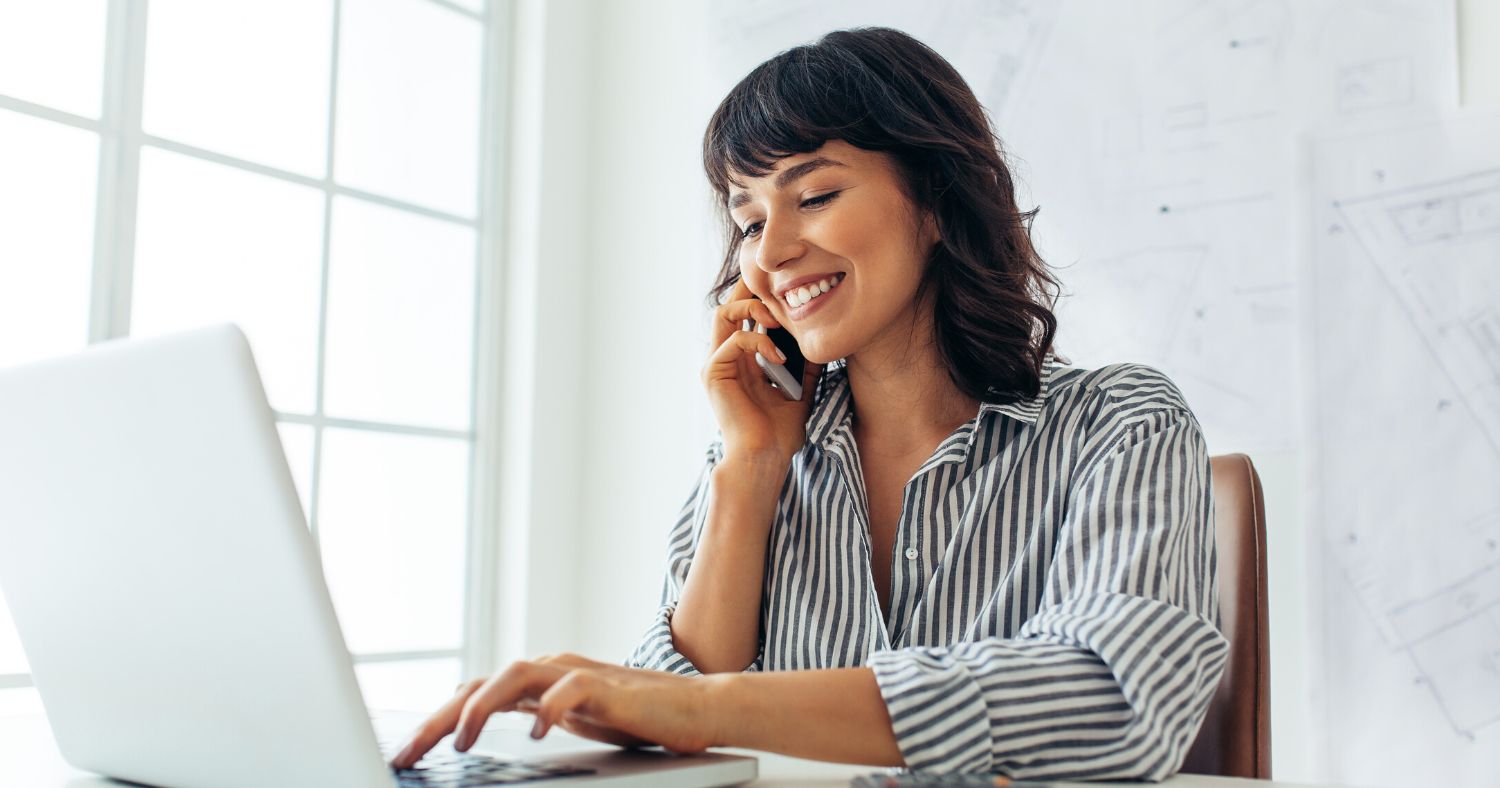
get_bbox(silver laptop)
[0,324,756,788]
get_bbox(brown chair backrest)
[1180,453,1271,778]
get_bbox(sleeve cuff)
[868,649,993,773]
[868,594,1228,780]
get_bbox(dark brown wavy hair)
[702,26,1060,405]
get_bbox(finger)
[453,662,565,753]
[534,652,604,669]
[533,670,601,740]
[712,290,779,346]
[390,680,484,768]
[557,711,652,749]
[712,301,781,349]
[702,330,786,387]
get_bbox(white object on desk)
[0,325,753,787]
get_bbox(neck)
[843,303,979,459]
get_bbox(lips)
[784,273,845,320]
[780,272,846,308]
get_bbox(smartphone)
[742,318,806,401]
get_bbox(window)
[0,0,503,715]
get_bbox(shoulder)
[1052,361,1194,414]
[1045,361,1203,444]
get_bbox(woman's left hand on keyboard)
[388,653,723,769]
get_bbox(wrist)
[713,453,792,488]
[698,673,747,748]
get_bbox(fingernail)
[455,730,472,751]
[530,718,546,739]
[773,347,787,362]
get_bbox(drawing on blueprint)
[1316,149,1500,748]
[1337,55,1416,114]
[1335,170,1500,459]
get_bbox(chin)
[796,338,849,366]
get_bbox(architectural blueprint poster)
[1311,114,1500,787]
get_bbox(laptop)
[0,324,756,788]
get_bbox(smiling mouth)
[782,273,846,309]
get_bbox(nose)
[753,214,806,274]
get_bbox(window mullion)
[464,1,510,681]
[89,0,150,343]
[308,0,344,545]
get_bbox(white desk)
[1,710,1327,787]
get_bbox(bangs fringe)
[704,46,864,192]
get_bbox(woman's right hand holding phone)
[701,278,822,466]
[679,276,822,672]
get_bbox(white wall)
[485,0,596,664]
[572,0,721,659]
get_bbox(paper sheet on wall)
[1309,113,1500,788]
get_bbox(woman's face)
[728,139,937,365]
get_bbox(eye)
[738,191,841,240]
[801,190,840,209]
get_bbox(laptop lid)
[0,325,392,788]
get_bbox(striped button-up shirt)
[628,355,1228,780]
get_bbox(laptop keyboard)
[379,736,595,786]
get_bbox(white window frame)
[0,0,513,693]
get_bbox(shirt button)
[904,547,919,560]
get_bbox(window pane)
[131,146,324,414]
[0,0,107,118]
[0,110,97,369]
[143,0,334,176]
[276,422,315,522]
[449,0,484,14]
[324,197,475,430]
[355,658,460,713]
[335,0,481,217]
[318,429,467,655]
[0,589,28,674]
[0,687,43,719]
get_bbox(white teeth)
[784,273,843,309]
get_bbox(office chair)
[1180,453,1271,778]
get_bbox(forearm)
[705,667,903,767]
[670,454,787,672]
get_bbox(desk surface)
[1,710,1328,788]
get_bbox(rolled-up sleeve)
[867,399,1228,781]
[625,439,765,675]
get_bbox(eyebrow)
[728,157,847,210]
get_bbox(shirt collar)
[804,351,1067,451]
[977,351,1065,425]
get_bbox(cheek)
[737,264,773,303]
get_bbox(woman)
[392,27,1226,780]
